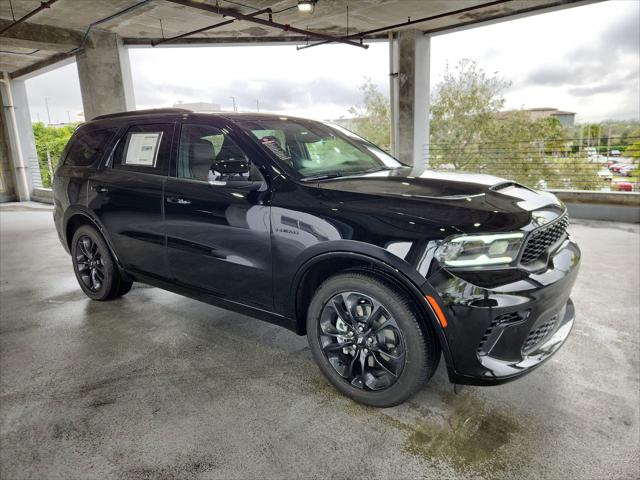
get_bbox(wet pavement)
[1,207,638,479]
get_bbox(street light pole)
[44,97,51,125]
[230,96,237,112]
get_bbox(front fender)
[287,244,456,377]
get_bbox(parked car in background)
[52,109,581,407]
[613,182,634,192]
[610,150,621,156]
[597,168,613,181]
[620,165,636,177]
[611,163,631,174]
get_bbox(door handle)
[92,185,109,193]
[166,196,191,205]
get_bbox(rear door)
[164,120,272,309]
[89,122,176,280]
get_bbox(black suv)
[53,109,580,407]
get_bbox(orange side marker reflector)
[426,295,448,328]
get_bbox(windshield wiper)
[300,172,343,182]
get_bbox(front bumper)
[427,237,580,385]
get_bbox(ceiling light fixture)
[297,0,317,14]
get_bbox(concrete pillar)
[391,30,430,173]
[0,96,16,202]
[0,74,39,201]
[75,31,135,120]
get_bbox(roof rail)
[92,108,191,121]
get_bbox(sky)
[25,0,639,125]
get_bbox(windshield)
[236,118,406,179]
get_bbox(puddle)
[298,374,521,477]
[397,392,518,474]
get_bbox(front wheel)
[307,272,440,407]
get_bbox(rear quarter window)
[64,127,118,167]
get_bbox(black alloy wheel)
[71,225,132,301]
[76,235,105,292]
[318,291,406,391]
[307,272,440,407]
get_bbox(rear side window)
[112,124,173,175]
[64,128,117,167]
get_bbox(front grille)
[522,316,558,352]
[520,215,569,265]
[478,311,527,354]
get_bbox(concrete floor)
[1,204,639,480]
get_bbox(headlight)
[435,232,524,268]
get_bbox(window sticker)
[124,132,163,166]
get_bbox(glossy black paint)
[53,111,580,386]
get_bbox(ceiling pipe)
[70,0,152,54]
[0,0,59,35]
[152,7,272,46]
[296,0,513,50]
[164,0,368,49]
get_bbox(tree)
[347,78,391,152]
[429,59,509,170]
[32,122,77,187]
[348,58,605,190]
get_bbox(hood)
[315,168,565,234]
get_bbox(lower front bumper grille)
[522,315,558,353]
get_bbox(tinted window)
[64,128,117,167]
[237,119,404,178]
[113,124,173,175]
[178,124,260,183]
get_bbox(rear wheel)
[307,272,440,407]
[71,225,132,301]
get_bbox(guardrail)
[429,137,640,193]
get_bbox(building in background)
[499,107,576,127]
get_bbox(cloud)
[567,82,628,97]
[135,76,363,113]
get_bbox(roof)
[87,108,316,126]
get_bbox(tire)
[307,272,440,408]
[71,225,133,301]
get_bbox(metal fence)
[428,136,639,192]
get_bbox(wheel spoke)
[79,238,92,259]
[322,341,354,352]
[366,305,385,328]
[373,318,396,334]
[348,350,359,377]
[319,290,407,392]
[332,295,356,327]
[359,349,368,380]
[373,345,404,361]
[371,351,399,378]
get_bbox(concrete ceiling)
[0,0,594,78]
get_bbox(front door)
[89,122,175,279]
[164,121,272,310]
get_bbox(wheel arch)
[63,208,123,269]
[291,251,454,371]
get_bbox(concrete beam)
[0,19,85,52]
[391,30,430,172]
[75,31,135,120]
[10,52,74,80]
